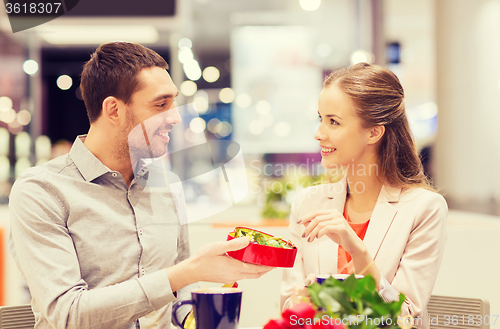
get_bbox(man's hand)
[167,238,275,292]
[192,237,275,283]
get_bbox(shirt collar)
[326,174,402,203]
[69,135,112,182]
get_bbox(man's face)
[124,67,181,162]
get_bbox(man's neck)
[84,126,135,186]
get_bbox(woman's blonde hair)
[324,62,433,190]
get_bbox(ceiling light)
[299,0,321,11]
[38,25,159,45]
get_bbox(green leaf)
[308,274,406,328]
[342,274,358,298]
[318,289,342,313]
[322,287,355,315]
[308,283,323,307]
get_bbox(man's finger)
[240,263,275,273]
[222,237,250,253]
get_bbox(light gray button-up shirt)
[9,135,195,329]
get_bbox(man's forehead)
[134,67,178,97]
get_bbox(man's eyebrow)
[151,91,179,102]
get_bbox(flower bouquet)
[265,274,410,329]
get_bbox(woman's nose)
[314,126,325,141]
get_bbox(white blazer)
[281,178,447,329]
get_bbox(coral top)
[337,210,370,274]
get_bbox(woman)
[281,63,447,328]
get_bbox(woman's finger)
[307,221,331,243]
[299,209,339,224]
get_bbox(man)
[9,42,271,329]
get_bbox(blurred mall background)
[0,0,500,327]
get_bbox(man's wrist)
[167,258,198,292]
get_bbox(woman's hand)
[286,274,317,308]
[299,209,363,256]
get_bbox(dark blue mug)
[316,274,364,284]
[173,288,242,329]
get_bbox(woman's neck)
[344,168,384,222]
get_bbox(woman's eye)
[318,115,322,122]
[330,119,339,125]
[157,103,166,107]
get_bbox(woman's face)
[315,85,373,170]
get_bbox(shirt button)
[141,268,145,275]
[112,173,118,177]
[128,192,131,197]
[138,229,143,236]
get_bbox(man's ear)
[101,96,122,126]
[367,125,385,145]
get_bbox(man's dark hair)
[80,42,169,123]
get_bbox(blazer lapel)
[363,185,402,261]
[317,177,347,274]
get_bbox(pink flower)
[264,318,291,329]
[282,303,316,323]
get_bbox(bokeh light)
[249,120,264,135]
[180,80,198,97]
[0,109,16,123]
[23,60,39,75]
[189,117,207,133]
[235,93,252,108]
[0,96,13,111]
[214,121,232,138]
[17,110,32,126]
[202,66,220,83]
[57,75,73,90]
[219,88,235,103]
[255,100,271,114]
[350,50,374,65]
[178,37,193,49]
[273,121,292,137]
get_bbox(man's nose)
[165,107,182,125]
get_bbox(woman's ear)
[368,125,385,144]
[101,96,122,126]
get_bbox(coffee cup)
[173,288,242,329]
[316,275,331,284]
[316,274,364,284]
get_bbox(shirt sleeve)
[378,275,400,302]
[377,192,448,320]
[171,192,198,324]
[281,190,307,310]
[9,174,177,329]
